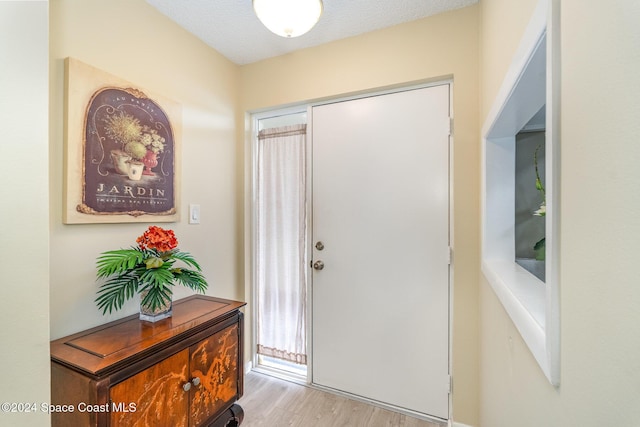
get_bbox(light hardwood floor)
[236,372,445,427]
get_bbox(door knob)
[313,260,325,270]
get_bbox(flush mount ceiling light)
[253,0,323,38]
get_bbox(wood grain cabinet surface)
[50,295,246,427]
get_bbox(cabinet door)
[189,324,239,426]
[110,349,190,427]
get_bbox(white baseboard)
[245,360,253,374]
[451,422,474,427]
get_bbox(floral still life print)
[79,87,176,218]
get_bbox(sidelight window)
[252,111,308,378]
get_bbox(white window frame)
[481,0,560,385]
[247,106,311,383]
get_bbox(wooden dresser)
[50,295,246,427]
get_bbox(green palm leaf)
[171,251,202,270]
[173,269,208,293]
[96,249,144,278]
[139,264,175,288]
[95,273,140,314]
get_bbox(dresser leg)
[227,403,244,426]
[209,403,244,427]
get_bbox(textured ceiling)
[146,0,478,65]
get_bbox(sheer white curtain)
[256,124,307,365]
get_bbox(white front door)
[311,85,451,420]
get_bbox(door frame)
[246,80,455,422]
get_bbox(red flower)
[136,226,178,252]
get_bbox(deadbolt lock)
[315,241,325,251]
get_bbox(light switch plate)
[189,204,200,224]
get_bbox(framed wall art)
[64,57,181,224]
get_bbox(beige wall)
[0,2,51,426]
[240,6,480,425]
[479,0,640,426]
[49,0,241,339]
